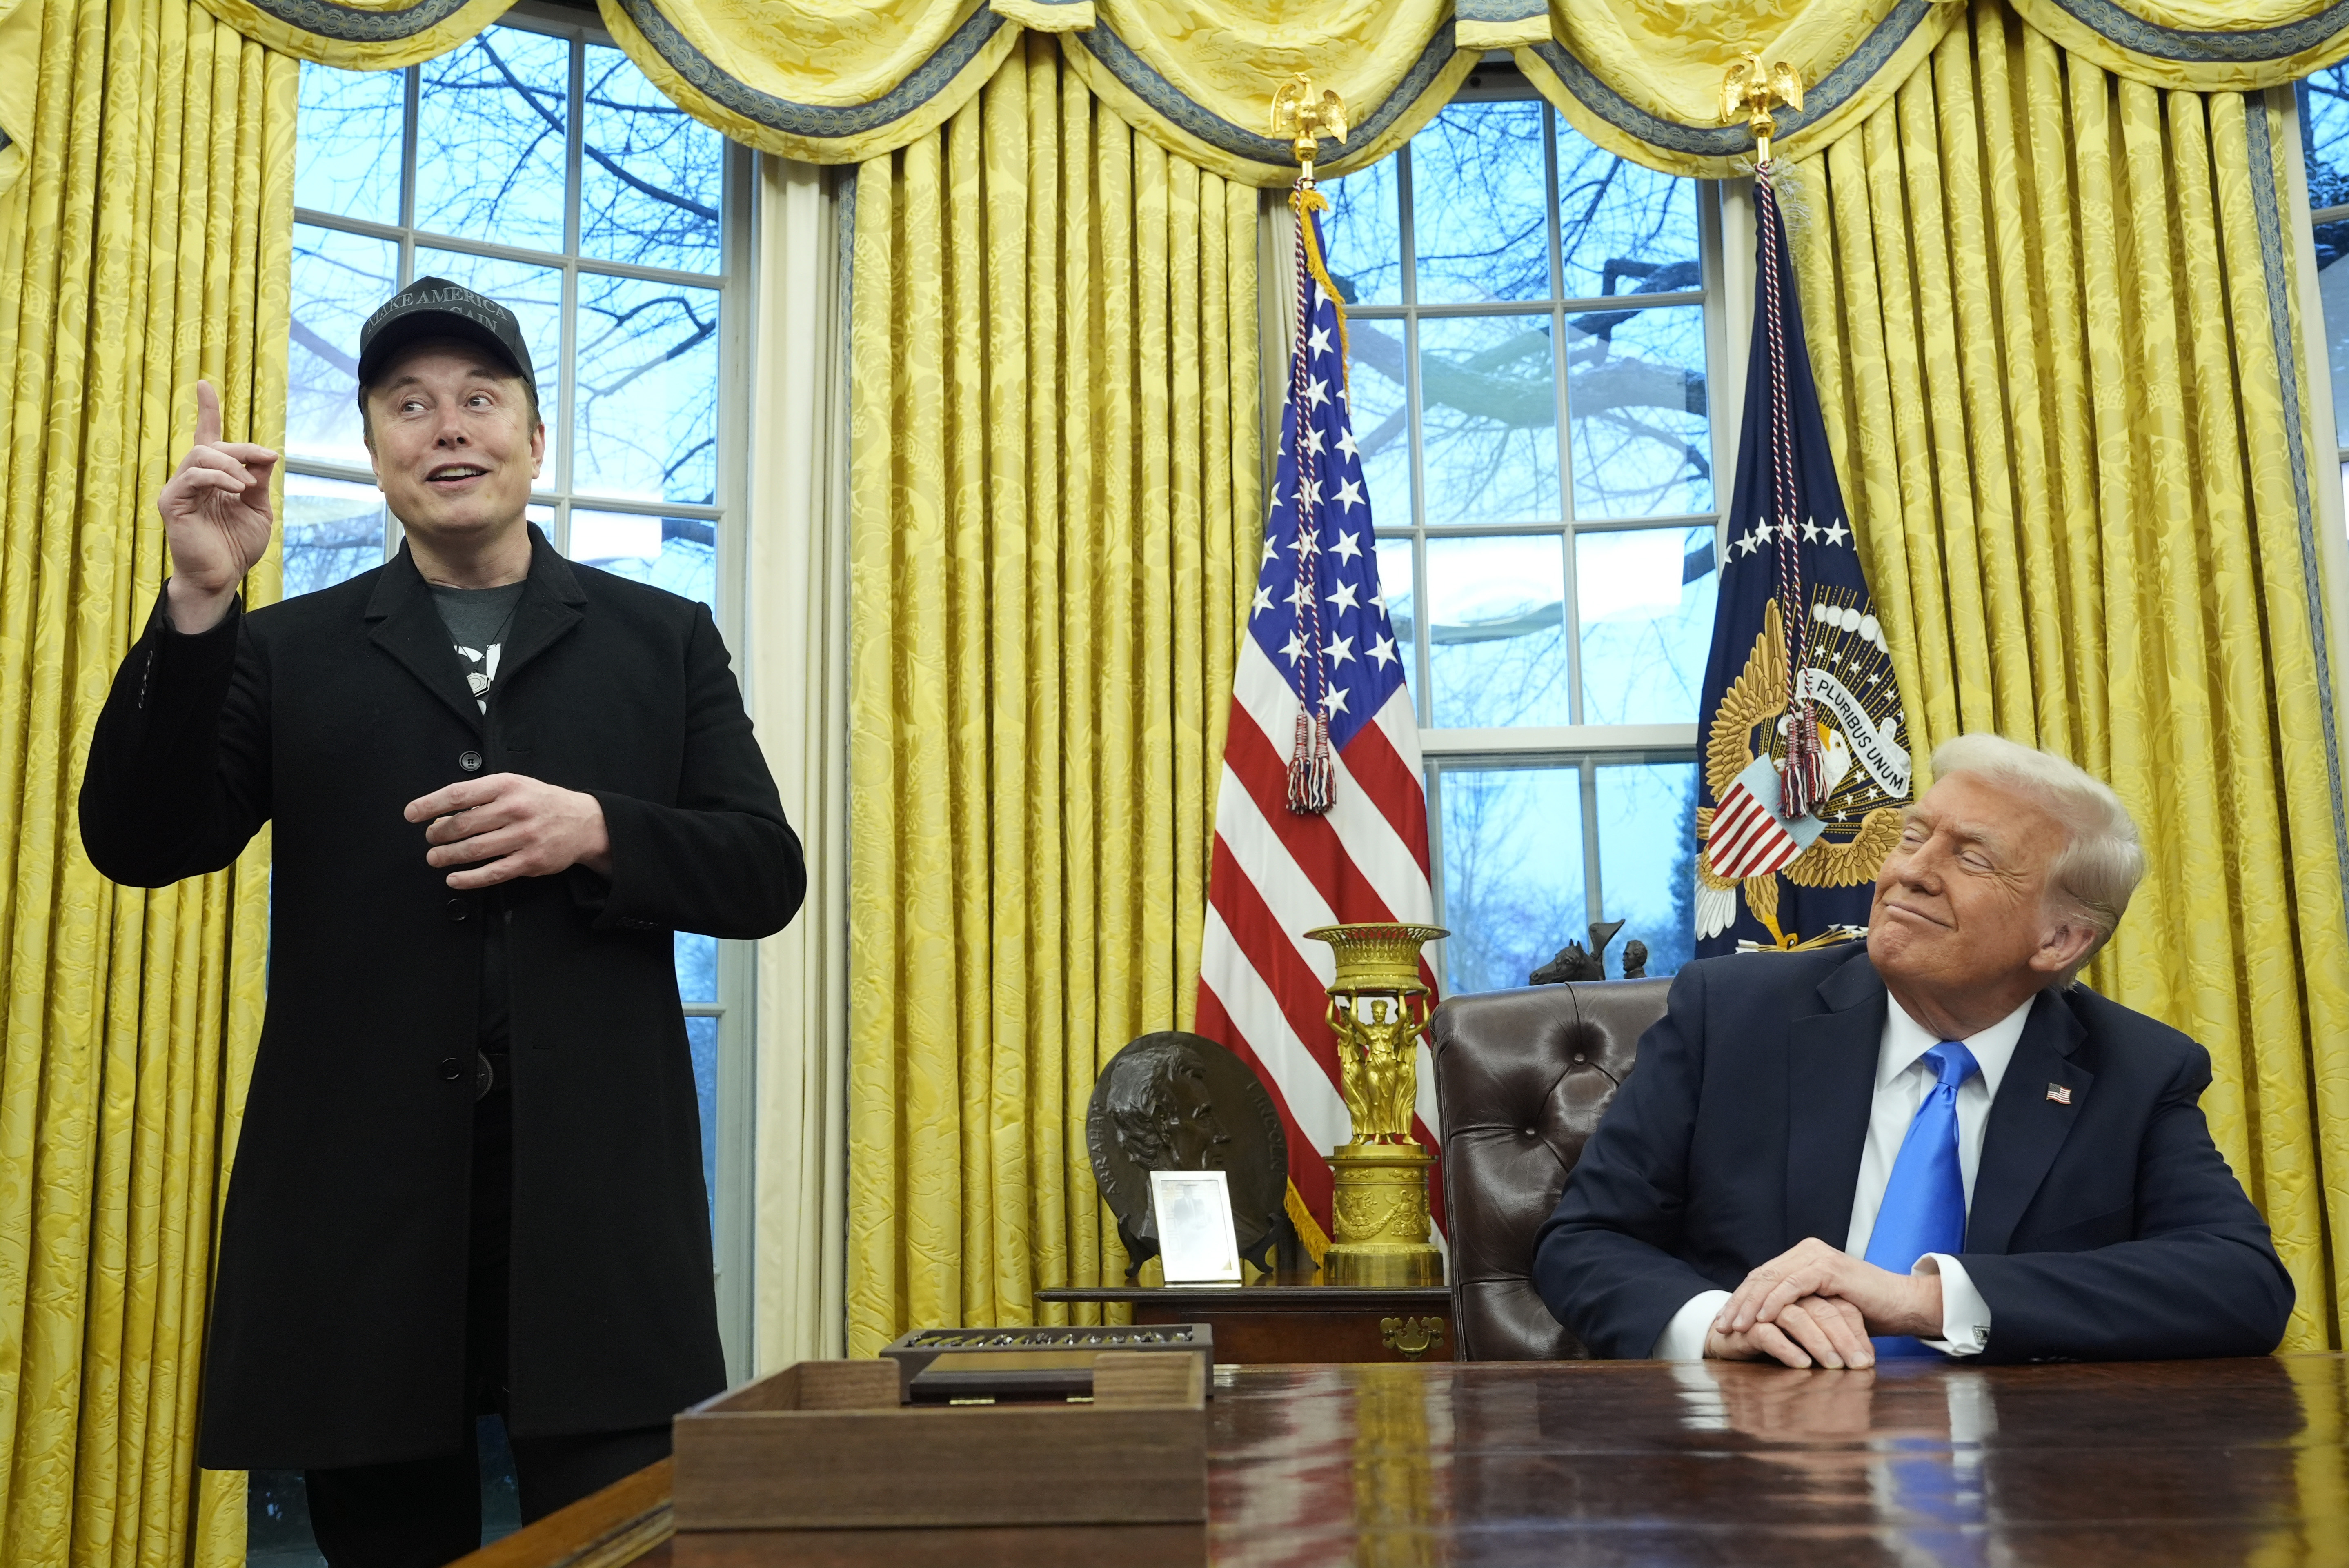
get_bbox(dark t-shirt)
[429,582,526,1061]
[429,582,525,713]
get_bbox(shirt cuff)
[1916,1253,1990,1356]
[1651,1289,1734,1360]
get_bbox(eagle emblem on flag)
[1693,163,1913,956]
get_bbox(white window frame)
[1347,60,1742,984]
[281,0,760,1377]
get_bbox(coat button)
[439,1057,464,1081]
[445,897,468,922]
[459,750,484,772]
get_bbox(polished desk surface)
[465,1354,2349,1567]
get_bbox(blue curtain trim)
[225,0,475,43]
[2244,93,2349,940]
[1068,18,1461,167]
[1524,0,1936,158]
[613,0,1005,139]
[2041,0,2349,64]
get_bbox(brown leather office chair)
[1430,978,1672,1360]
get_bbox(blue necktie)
[1863,1041,1979,1359]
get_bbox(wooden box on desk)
[669,1352,1207,1532]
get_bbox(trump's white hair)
[1929,733,2145,985]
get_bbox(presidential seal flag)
[1193,177,1442,1262]
[1694,165,1913,957]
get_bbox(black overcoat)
[79,527,804,1469]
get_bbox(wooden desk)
[460,1354,2349,1567]
[1038,1273,1453,1363]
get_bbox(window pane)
[295,61,403,225]
[1375,535,1416,707]
[1321,157,1401,306]
[2302,69,2349,213]
[687,1014,719,1241]
[1439,765,1586,994]
[289,224,398,465]
[1412,102,1550,305]
[574,274,720,505]
[1576,526,1716,725]
[1566,303,1711,519]
[414,27,571,253]
[676,931,717,1004]
[282,472,386,597]
[1419,314,1559,525]
[569,509,717,607]
[412,247,565,445]
[1557,122,1701,302]
[1348,322,1412,527]
[583,43,721,273]
[2318,220,2349,449]
[1595,761,1696,980]
[1425,534,1570,727]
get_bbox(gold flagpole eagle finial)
[1272,73,1349,180]
[1722,54,1804,165]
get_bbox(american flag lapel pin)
[2046,1082,2073,1105]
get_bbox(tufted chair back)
[1430,979,1671,1360]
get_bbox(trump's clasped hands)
[1704,1237,1947,1369]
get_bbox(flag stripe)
[1220,713,1398,929]
[1195,977,1337,1224]
[1207,825,1346,1086]
[1233,642,1432,910]
[1209,778,1445,1153]
[1710,803,1766,864]
[1203,841,1441,1159]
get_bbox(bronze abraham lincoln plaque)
[1087,1032,1287,1279]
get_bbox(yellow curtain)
[843,33,1259,1356]
[2008,0,2349,92]
[0,1,291,1561]
[1784,0,2349,1351]
[194,0,2349,182]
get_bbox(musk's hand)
[1717,1237,1944,1345]
[158,380,279,633]
[406,773,613,889]
[1704,1291,1874,1369]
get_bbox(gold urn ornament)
[1304,922,1448,1288]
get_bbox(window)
[258,12,752,1559]
[2302,68,2349,518]
[1320,66,1723,994]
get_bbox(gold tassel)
[1286,1177,1331,1267]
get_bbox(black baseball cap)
[356,276,536,395]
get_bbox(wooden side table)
[1037,1272,1453,1364]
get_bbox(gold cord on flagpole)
[1721,55,1803,166]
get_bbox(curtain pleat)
[0,2,289,1561]
[1787,0,2349,1350]
[845,33,1259,1355]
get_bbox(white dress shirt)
[1650,992,2037,1360]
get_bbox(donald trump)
[1534,734,2291,1366]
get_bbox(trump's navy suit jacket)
[1532,944,2292,1362]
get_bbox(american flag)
[1193,191,1441,1259]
